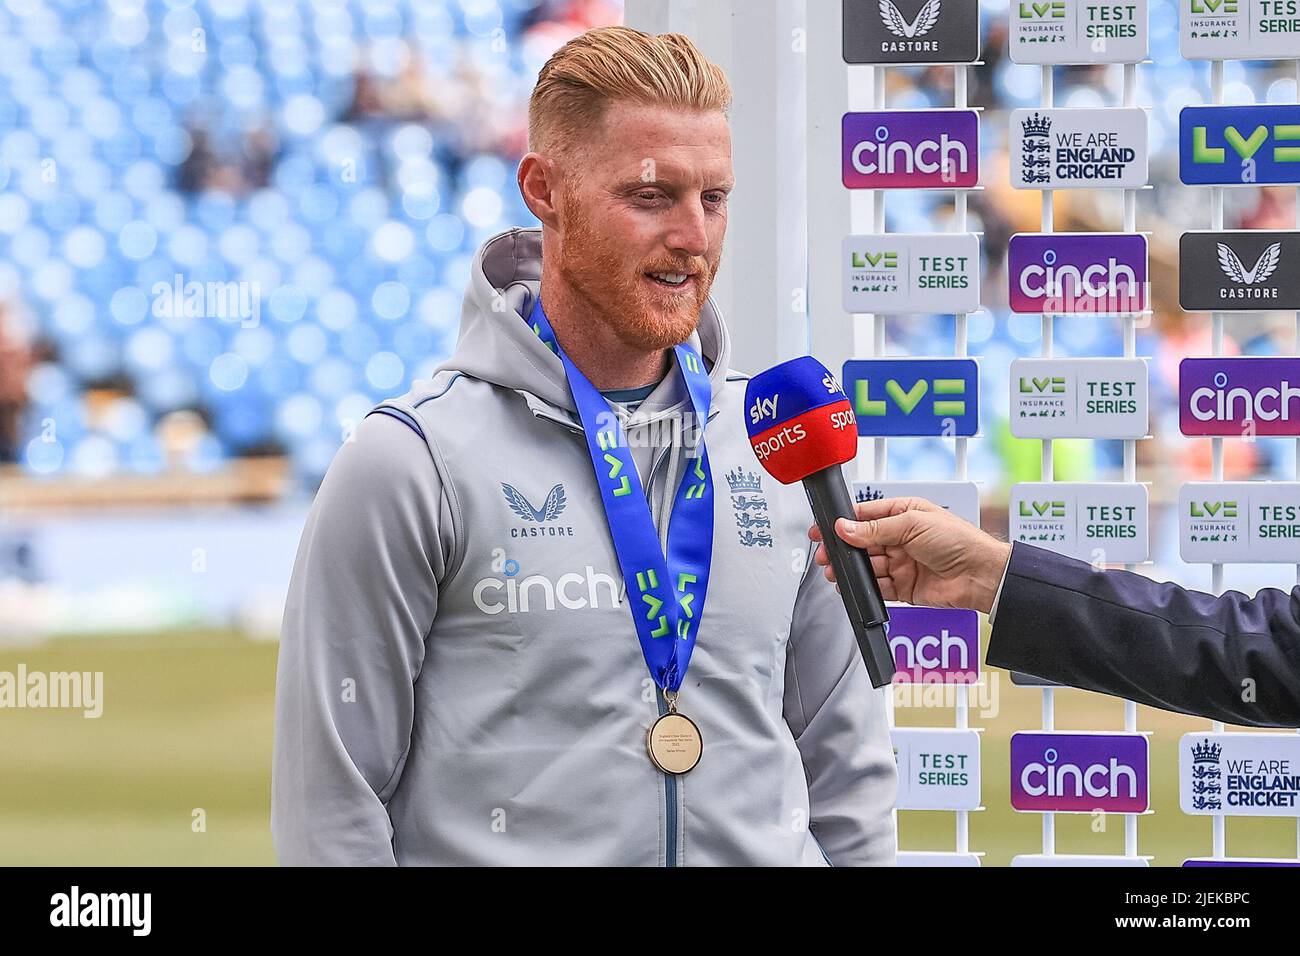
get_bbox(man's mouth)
[644,271,696,292]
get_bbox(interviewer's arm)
[810,498,1300,729]
[987,543,1300,729]
[272,410,451,865]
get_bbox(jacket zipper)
[656,687,679,867]
[529,401,708,868]
[646,441,677,867]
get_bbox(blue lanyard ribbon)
[527,297,714,693]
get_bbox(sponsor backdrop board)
[1178,482,1300,563]
[1009,481,1149,564]
[1013,854,1150,866]
[1180,231,1300,312]
[892,727,982,811]
[1179,357,1300,437]
[1008,233,1149,315]
[842,0,980,64]
[1184,858,1300,867]
[885,606,980,684]
[842,109,981,190]
[898,851,983,866]
[1010,0,1149,64]
[1010,108,1149,190]
[842,233,981,315]
[1011,732,1150,814]
[1180,733,1300,818]
[1181,0,1300,60]
[842,358,980,437]
[1179,105,1300,187]
[851,479,981,525]
[1010,357,1149,439]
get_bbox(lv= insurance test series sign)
[842,234,981,315]
[1010,0,1148,64]
[1181,0,1300,60]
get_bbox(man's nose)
[664,199,710,261]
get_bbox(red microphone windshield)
[747,398,858,484]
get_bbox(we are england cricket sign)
[842,0,980,64]
[1180,733,1300,817]
[1010,108,1148,190]
[1010,0,1148,64]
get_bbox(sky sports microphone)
[744,356,895,689]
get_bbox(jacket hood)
[435,226,733,420]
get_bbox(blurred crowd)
[0,0,619,482]
[0,0,1294,495]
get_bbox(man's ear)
[518,153,561,228]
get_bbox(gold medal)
[646,690,702,774]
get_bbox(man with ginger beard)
[272,25,897,867]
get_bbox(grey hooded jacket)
[271,226,898,866]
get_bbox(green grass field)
[1,629,1296,865]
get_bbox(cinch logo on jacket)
[501,482,575,537]
[472,565,623,614]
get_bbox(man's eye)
[636,192,660,202]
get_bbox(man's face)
[551,101,733,353]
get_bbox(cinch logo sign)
[1180,105,1300,186]
[842,110,980,189]
[1179,358,1300,437]
[1008,233,1148,314]
[1011,732,1150,813]
[888,607,979,684]
[842,358,979,437]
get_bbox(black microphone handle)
[802,464,896,689]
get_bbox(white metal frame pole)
[1121,59,1141,863]
[1038,62,1056,861]
[1208,56,1226,861]
[872,67,887,485]
[1293,58,1299,861]
[953,59,971,860]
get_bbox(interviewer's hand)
[807,496,1012,613]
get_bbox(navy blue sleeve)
[986,543,1300,728]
